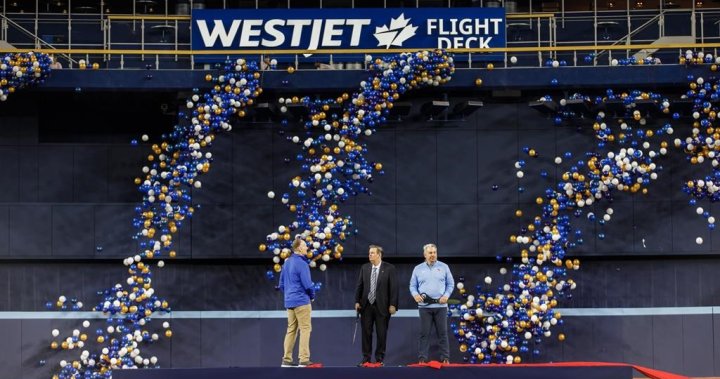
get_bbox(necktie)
[368,267,378,304]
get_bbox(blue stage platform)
[113,364,635,379]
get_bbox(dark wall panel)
[191,204,234,258]
[8,314,715,373]
[3,96,718,259]
[0,320,21,378]
[0,147,20,202]
[9,205,52,257]
[438,204,478,256]
[194,137,233,206]
[437,130,477,204]
[51,205,95,257]
[18,146,40,202]
[233,204,274,257]
[38,146,74,202]
[355,204,396,257]
[74,146,109,202]
[682,315,714,376]
[396,205,437,255]
[0,206,9,256]
[477,131,517,204]
[652,315,683,374]
[357,129,396,205]
[107,146,145,203]
[93,204,136,258]
[619,316,653,367]
[633,201,672,255]
[396,131,437,205]
[234,129,274,205]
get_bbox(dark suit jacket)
[355,261,399,317]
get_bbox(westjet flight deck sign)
[191,8,506,51]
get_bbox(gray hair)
[423,243,437,252]
[369,244,384,257]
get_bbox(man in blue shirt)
[279,237,316,367]
[409,243,454,364]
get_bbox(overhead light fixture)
[601,99,627,117]
[564,99,594,118]
[529,99,559,116]
[633,99,660,118]
[451,100,484,119]
[251,102,275,122]
[421,100,449,120]
[669,98,693,116]
[285,103,309,120]
[387,102,413,121]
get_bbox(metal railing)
[0,13,77,65]
[2,8,720,69]
[0,42,718,70]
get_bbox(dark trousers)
[361,303,390,362]
[418,307,449,361]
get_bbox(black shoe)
[376,361,384,366]
[418,358,427,364]
[298,361,318,367]
[281,360,297,367]
[442,359,450,364]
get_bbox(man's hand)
[389,305,397,315]
[355,303,361,311]
[438,296,449,304]
[413,294,424,303]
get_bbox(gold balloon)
[287,66,296,74]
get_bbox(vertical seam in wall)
[16,145,20,202]
[475,111,480,256]
[435,127,439,246]
[36,146,39,202]
[231,132,235,258]
[271,124,275,255]
[106,146,110,203]
[395,126,398,257]
[516,104,520,206]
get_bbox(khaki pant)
[282,303,312,362]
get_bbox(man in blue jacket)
[409,243,454,364]
[279,237,316,367]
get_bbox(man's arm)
[354,265,364,308]
[388,265,399,312]
[410,267,423,303]
[299,263,315,299]
[443,264,455,298]
[278,265,285,292]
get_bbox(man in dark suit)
[354,244,398,366]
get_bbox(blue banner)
[191,8,506,52]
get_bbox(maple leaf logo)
[374,14,418,49]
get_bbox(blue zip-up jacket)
[278,253,315,308]
[409,260,454,308]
